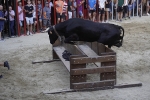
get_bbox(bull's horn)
[50,31,52,34]
[43,27,50,32]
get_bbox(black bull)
[47,18,124,48]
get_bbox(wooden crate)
[53,39,116,89]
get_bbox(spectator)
[49,0,53,24]
[37,0,43,31]
[128,0,133,19]
[72,0,77,18]
[24,0,34,35]
[18,1,24,35]
[32,0,36,11]
[55,0,64,23]
[98,0,106,23]
[116,0,124,21]
[88,0,96,21]
[43,2,51,30]
[105,0,111,22]
[62,0,68,21]
[0,5,6,41]
[68,0,73,19]
[146,0,150,15]
[32,0,37,33]
[5,6,15,37]
[77,0,84,18]
[137,0,143,17]
[123,0,128,19]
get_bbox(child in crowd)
[43,2,51,30]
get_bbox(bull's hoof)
[4,61,10,70]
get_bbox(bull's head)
[99,26,124,48]
[108,26,124,48]
[48,26,58,44]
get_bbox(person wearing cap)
[43,2,51,30]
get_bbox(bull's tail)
[119,26,124,45]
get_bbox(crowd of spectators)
[0,0,150,41]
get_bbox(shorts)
[19,21,24,27]
[72,10,76,18]
[89,10,96,13]
[68,11,72,19]
[25,17,33,25]
[38,15,42,21]
[56,13,64,19]
[128,5,133,11]
[117,6,123,12]
[43,19,51,27]
[33,18,37,22]
[79,11,83,17]
[105,8,110,11]
[123,6,128,13]
[99,8,105,14]
[0,25,4,32]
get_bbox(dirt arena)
[0,16,150,100]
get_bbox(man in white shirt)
[18,1,24,35]
[5,6,15,37]
[99,0,106,23]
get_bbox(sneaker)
[27,31,30,36]
[147,13,150,16]
[30,32,33,36]
[0,39,4,42]
[128,16,130,19]
[105,20,109,23]
[4,61,10,70]
[11,36,15,38]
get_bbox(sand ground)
[0,16,150,100]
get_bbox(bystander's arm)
[19,6,24,15]
[0,17,6,20]
[9,12,15,18]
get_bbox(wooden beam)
[70,66,116,75]
[43,83,142,94]
[53,46,70,72]
[72,80,115,89]
[70,55,116,64]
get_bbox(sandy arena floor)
[0,16,150,100]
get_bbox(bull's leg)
[64,34,79,44]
